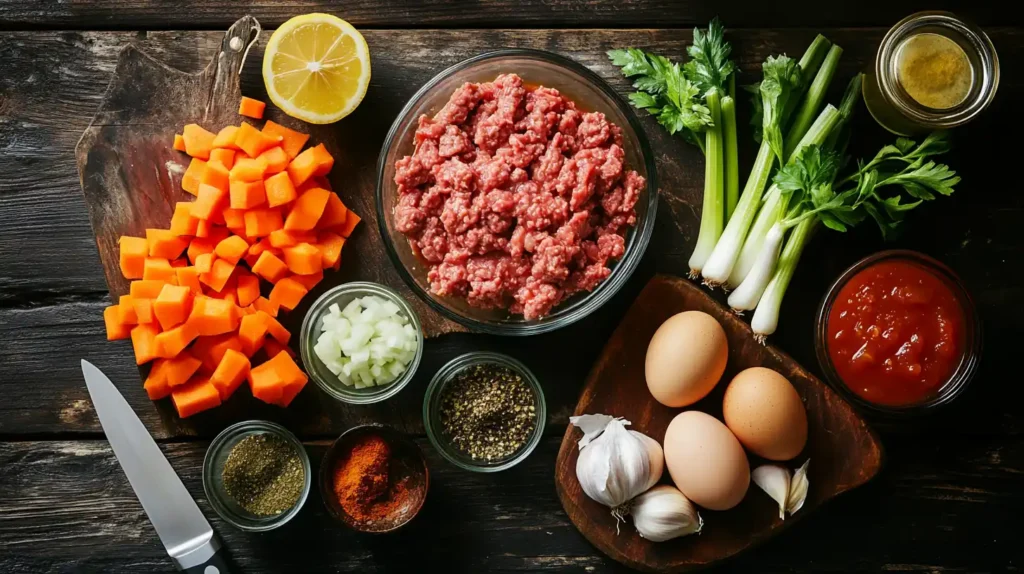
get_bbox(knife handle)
[180,547,234,574]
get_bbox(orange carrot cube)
[171,376,222,418]
[119,236,149,279]
[238,96,266,119]
[234,122,281,158]
[283,187,331,231]
[282,243,322,275]
[130,323,162,364]
[244,208,283,237]
[182,124,216,160]
[262,121,309,159]
[104,305,132,340]
[269,277,308,311]
[146,228,190,259]
[229,179,266,209]
[153,284,193,330]
[252,251,289,283]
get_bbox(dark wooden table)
[1,2,1021,573]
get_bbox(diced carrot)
[283,187,331,231]
[143,257,175,282]
[263,338,296,361]
[182,124,216,160]
[311,144,335,176]
[171,375,222,418]
[119,236,148,279]
[317,193,348,229]
[132,297,156,324]
[269,276,308,311]
[317,232,345,269]
[221,208,245,231]
[117,295,139,325]
[262,121,309,159]
[244,208,283,237]
[211,348,251,399]
[238,96,266,119]
[170,257,188,268]
[251,251,289,283]
[195,219,212,238]
[173,134,186,152]
[194,252,214,274]
[247,237,275,258]
[199,258,236,292]
[130,323,162,364]
[153,321,199,358]
[277,376,307,407]
[181,158,206,195]
[253,296,279,317]
[200,160,230,192]
[175,266,203,295]
[192,333,244,373]
[236,272,261,307]
[238,312,270,356]
[187,237,217,264]
[282,243,322,275]
[229,179,266,209]
[211,236,248,267]
[144,360,172,400]
[130,279,166,299]
[153,284,193,330]
[268,229,316,248]
[235,122,281,158]
[258,146,289,175]
[229,156,268,182]
[290,270,323,290]
[212,126,242,150]
[286,146,320,187]
[104,305,131,340]
[264,171,297,208]
[146,228,189,259]
[208,148,236,170]
[336,211,361,238]
[169,202,200,236]
[248,351,305,405]
[191,183,228,221]
[187,295,239,336]
[164,351,203,387]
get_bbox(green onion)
[687,88,725,276]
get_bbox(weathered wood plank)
[0,1,1006,30]
[0,436,1021,573]
[1,28,1022,439]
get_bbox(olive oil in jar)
[895,32,973,110]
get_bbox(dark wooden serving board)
[555,274,884,573]
[74,16,466,345]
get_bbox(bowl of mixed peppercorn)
[423,352,546,472]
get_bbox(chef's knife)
[81,360,234,573]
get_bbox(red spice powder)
[332,434,412,523]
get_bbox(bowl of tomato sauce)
[815,250,981,415]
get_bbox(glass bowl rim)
[299,281,425,405]
[813,249,983,416]
[317,423,430,533]
[374,47,659,336]
[422,351,547,472]
[202,419,312,532]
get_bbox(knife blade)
[81,360,233,573]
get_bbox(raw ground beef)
[394,73,644,320]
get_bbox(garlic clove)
[571,415,655,518]
[631,430,664,491]
[786,459,810,516]
[752,464,791,520]
[631,485,703,542]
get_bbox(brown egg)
[663,411,750,511]
[645,311,728,407]
[722,367,808,461]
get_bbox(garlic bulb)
[751,459,810,520]
[570,414,664,523]
[631,485,703,542]
[751,464,790,519]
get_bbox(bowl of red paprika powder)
[319,424,429,532]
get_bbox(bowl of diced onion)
[299,282,424,404]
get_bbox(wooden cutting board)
[74,16,466,341]
[554,275,883,572]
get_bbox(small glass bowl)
[203,420,311,531]
[319,424,429,533]
[814,250,982,416]
[423,352,546,472]
[375,48,658,336]
[299,282,424,405]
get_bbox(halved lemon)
[262,13,371,124]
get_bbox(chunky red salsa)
[826,259,964,406]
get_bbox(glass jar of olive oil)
[864,11,999,135]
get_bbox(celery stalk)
[783,45,843,161]
[687,89,725,277]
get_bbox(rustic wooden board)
[74,17,466,345]
[555,275,883,573]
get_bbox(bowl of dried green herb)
[423,352,546,472]
[203,420,311,531]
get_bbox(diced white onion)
[315,294,419,388]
